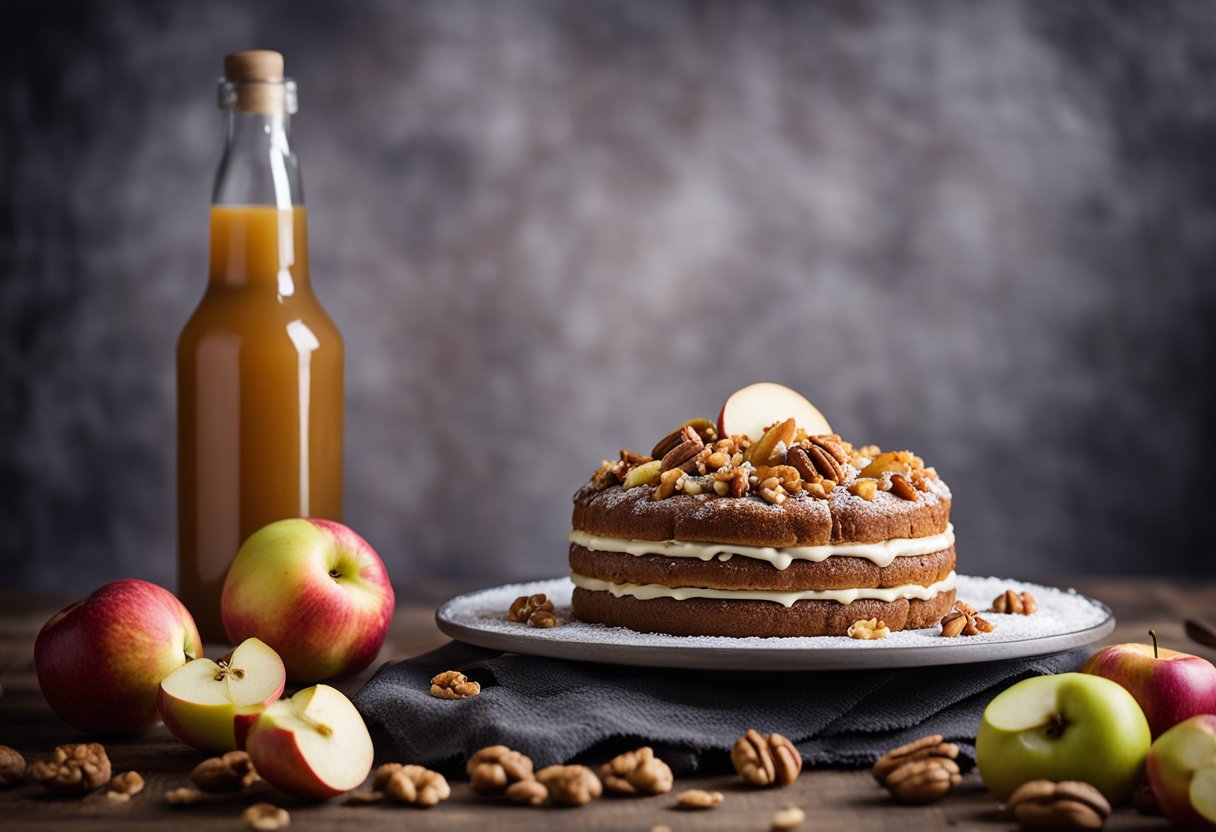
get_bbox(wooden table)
[1,578,1211,830]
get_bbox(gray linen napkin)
[353,642,1086,775]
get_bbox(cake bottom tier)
[571,586,956,638]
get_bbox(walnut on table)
[242,802,290,831]
[30,743,111,794]
[506,778,548,806]
[0,745,25,788]
[1004,780,1111,830]
[599,746,673,796]
[536,764,602,806]
[872,734,962,804]
[467,745,534,793]
[675,788,723,810]
[191,750,260,791]
[384,764,451,807]
[731,729,803,787]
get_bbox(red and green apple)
[1147,715,1216,830]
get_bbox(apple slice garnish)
[157,637,285,751]
[718,382,832,440]
[245,684,373,799]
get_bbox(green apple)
[157,637,286,751]
[976,672,1151,803]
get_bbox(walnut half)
[467,745,534,793]
[0,745,25,788]
[385,764,451,807]
[1005,780,1111,830]
[599,746,673,796]
[191,750,259,792]
[731,730,802,787]
[536,764,602,806]
[430,670,480,699]
[872,734,961,804]
[30,743,111,794]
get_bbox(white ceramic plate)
[435,575,1114,671]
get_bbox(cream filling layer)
[568,524,954,570]
[570,571,957,608]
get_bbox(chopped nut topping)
[242,802,290,831]
[848,478,878,500]
[164,787,203,805]
[652,467,684,501]
[992,589,1037,615]
[660,434,705,473]
[1005,780,1111,830]
[430,670,481,699]
[536,764,602,805]
[385,764,451,807]
[872,735,961,804]
[0,745,25,788]
[191,750,259,792]
[599,746,673,796]
[30,743,111,794]
[940,600,995,637]
[107,771,144,797]
[676,788,723,809]
[731,729,802,787]
[889,474,920,501]
[847,618,891,640]
[771,805,807,830]
[506,778,549,806]
[467,745,534,793]
[509,593,557,627]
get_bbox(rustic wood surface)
[1,578,1211,831]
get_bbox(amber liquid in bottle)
[178,52,343,639]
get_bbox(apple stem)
[1149,629,1159,659]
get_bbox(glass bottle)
[178,50,344,640]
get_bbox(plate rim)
[434,576,1115,671]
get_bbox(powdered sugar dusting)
[438,575,1111,661]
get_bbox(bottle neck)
[213,111,303,207]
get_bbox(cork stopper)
[222,50,289,114]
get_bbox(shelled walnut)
[731,730,802,787]
[1004,780,1111,830]
[467,745,534,793]
[191,750,260,792]
[848,618,890,640]
[993,589,1038,615]
[771,805,807,830]
[385,764,451,807]
[242,802,290,831]
[30,743,111,794]
[599,746,673,796]
[430,670,481,699]
[676,789,723,809]
[509,593,557,628]
[536,765,602,806]
[0,745,25,788]
[506,778,549,806]
[104,771,144,802]
[872,735,961,804]
[940,600,995,637]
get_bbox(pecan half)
[676,788,723,809]
[599,746,673,796]
[385,765,451,807]
[1005,780,1112,830]
[0,745,25,788]
[652,419,716,458]
[786,446,820,485]
[940,600,995,637]
[30,743,111,794]
[872,735,961,804]
[889,474,920,501]
[242,802,290,831]
[731,729,802,787]
[430,670,480,699]
[804,442,843,484]
[993,589,1037,615]
[536,764,602,806]
[191,750,259,792]
[467,745,534,793]
[660,436,704,473]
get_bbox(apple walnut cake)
[569,416,956,638]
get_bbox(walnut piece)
[30,743,111,794]
[599,746,673,796]
[107,771,144,797]
[872,735,961,804]
[676,788,723,809]
[940,600,995,637]
[509,593,557,628]
[242,802,290,831]
[467,745,534,793]
[506,778,549,806]
[993,589,1038,615]
[536,764,602,806]
[191,750,260,792]
[848,618,891,640]
[164,786,203,805]
[1005,780,1112,830]
[0,745,25,788]
[652,467,684,501]
[430,670,481,699]
[731,730,802,787]
[385,764,451,807]
[771,805,807,830]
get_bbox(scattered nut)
[242,802,290,831]
[731,729,803,787]
[506,778,549,806]
[1005,780,1112,830]
[385,764,451,807]
[848,618,891,640]
[107,771,144,797]
[676,788,723,809]
[0,745,26,788]
[771,805,807,830]
[191,750,259,792]
[889,474,920,501]
[430,670,481,699]
[940,600,995,637]
[509,593,557,627]
[30,743,111,794]
[599,746,673,796]
[467,745,534,793]
[343,789,385,805]
[536,764,602,806]
[872,735,961,804]
[372,763,404,790]
[164,786,203,805]
[848,478,878,500]
[651,826,673,832]
[993,589,1038,615]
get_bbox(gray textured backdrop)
[3,0,1215,592]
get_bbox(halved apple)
[245,684,373,799]
[718,382,832,440]
[1148,715,1216,828]
[157,637,285,751]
